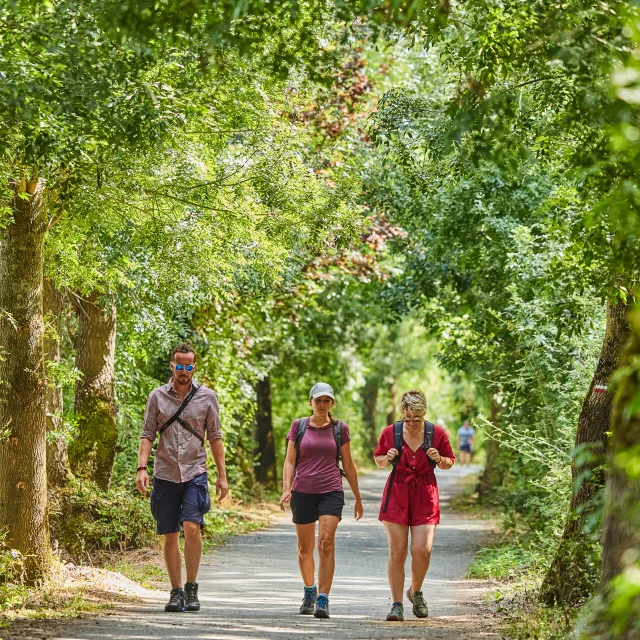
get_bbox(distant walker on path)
[457,419,475,466]
[279,382,364,620]
[135,343,228,613]
[374,389,455,621]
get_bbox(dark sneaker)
[185,582,200,612]
[407,588,428,618]
[314,594,330,619]
[165,587,185,612]
[300,586,317,615]
[386,601,404,621]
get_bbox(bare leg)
[410,524,437,592]
[163,532,182,588]
[183,521,202,583]
[296,523,316,586]
[317,515,340,594]
[383,521,409,603]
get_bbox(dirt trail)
[15,465,502,639]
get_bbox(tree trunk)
[0,178,51,581]
[601,307,640,586]
[477,384,506,501]
[43,278,72,487]
[254,375,276,487]
[69,291,117,490]
[362,378,379,455]
[540,299,631,607]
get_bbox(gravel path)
[47,465,501,639]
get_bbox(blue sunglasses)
[173,364,195,372]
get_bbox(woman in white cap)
[280,382,363,619]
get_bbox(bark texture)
[601,308,640,585]
[69,291,117,490]
[254,375,276,487]
[0,178,51,581]
[44,279,72,487]
[540,300,631,607]
[362,378,379,455]
[477,385,506,501]
[386,380,398,426]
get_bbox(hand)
[136,469,149,495]
[426,448,442,463]
[354,499,363,521]
[386,448,399,463]
[216,476,229,502]
[279,489,292,511]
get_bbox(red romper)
[375,424,455,526]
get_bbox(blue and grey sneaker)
[300,585,317,615]
[314,594,330,619]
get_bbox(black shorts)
[460,443,473,453]
[290,490,344,525]
[150,472,211,535]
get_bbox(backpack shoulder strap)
[423,421,436,468]
[333,421,346,477]
[294,417,309,472]
[393,421,404,457]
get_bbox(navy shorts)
[290,490,344,525]
[150,472,211,535]
[460,443,473,453]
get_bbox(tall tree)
[541,299,631,606]
[0,179,51,580]
[254,375,277,488]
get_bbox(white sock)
[304,584,316,590]
[318,592,328,599]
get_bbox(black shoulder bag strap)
[159,384,203,445]
[423,421,436,468]
[294,417,310,475]
[333,421,346,477]
[382,421,405,513]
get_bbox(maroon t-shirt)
[374,423,455,479]
[287,418,351,494]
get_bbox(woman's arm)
[340,442,363,520]
[374,448,398,468]
[279,440,297,511]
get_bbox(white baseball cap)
[310,382,335,400]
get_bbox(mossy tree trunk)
[597,308,640,637]
[69,291,117,491]
[0,178,52,581]
[254,375,276,487]
[540,299,631,607]
[362,378,379,455]
[477,384,506,501]
[44,278,72,487]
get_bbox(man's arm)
[209,438,228,501]
[136,393,158,494]
[136,438,153,494]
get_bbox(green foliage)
[49,480,158,560]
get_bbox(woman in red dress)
[374,389,455,621]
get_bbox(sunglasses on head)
[173,364,195,372]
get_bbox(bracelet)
[136,466,147,472]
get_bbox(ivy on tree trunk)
[540,299,631,607]
[69,291,117,491]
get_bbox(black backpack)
[294,417,346,478]
[381,420,435,513]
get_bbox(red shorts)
[379,472,440,526]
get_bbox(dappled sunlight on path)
[46,465,499,640]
